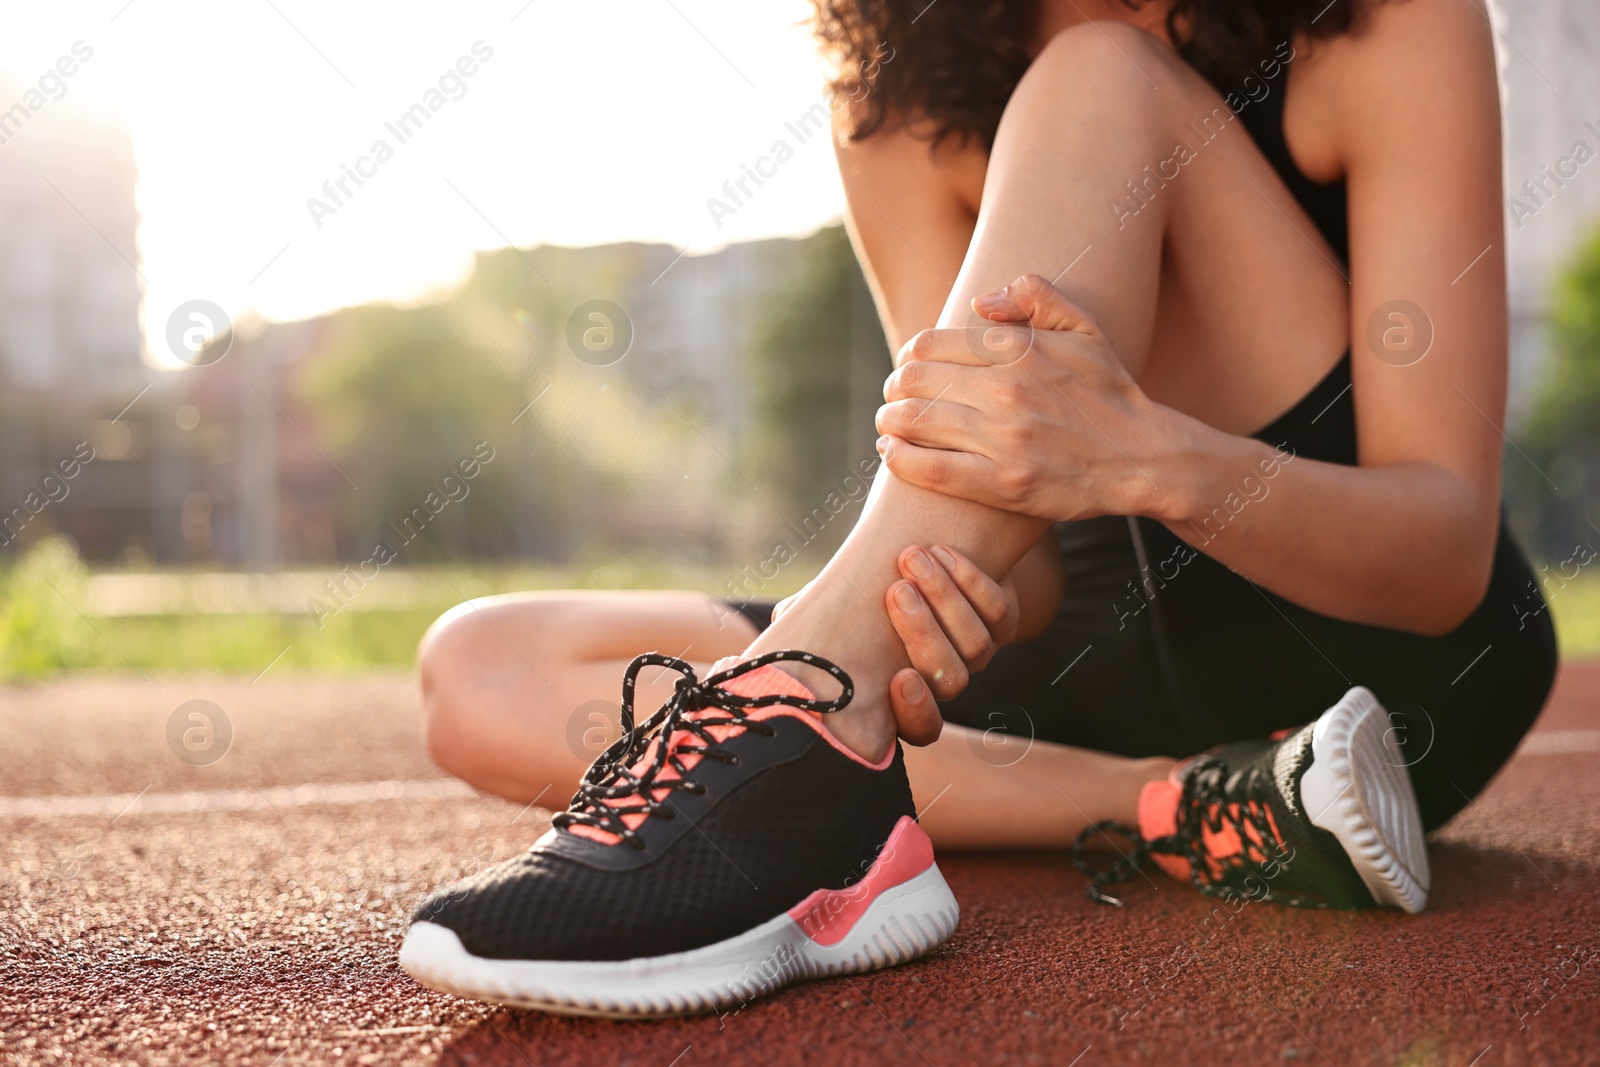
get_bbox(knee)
[419,601,488,702]
[1003,22,1171,126]
[418,605,486,772]
[1034,20,1168,79]
[417,600,547,773]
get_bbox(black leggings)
[729,524,1556,838]
[952,514,1555,835]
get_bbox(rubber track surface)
[4,667,1598,1066]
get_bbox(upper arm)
[832,119,980,352]
[1318,0,1506,513]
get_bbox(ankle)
[819,696,898,765]
[744,591,904,765]
[1133,756,1179,790]
[1121,757,1179,828]
[753,658,895,763]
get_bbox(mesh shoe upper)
[1075,721,1376,909]
[411,654,916,962]
[1165,725,1375,908]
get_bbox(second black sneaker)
[1074,685,1430,912]
[399,650,959,1017]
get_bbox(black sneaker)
[399,650,959,1017]
[1074,686,1430,912]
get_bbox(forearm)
[1149,415,1498,636]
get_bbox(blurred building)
[98,232,862,568]
[5,4,1598,567]
[0,78,142,396]
[509,238,816,443]
[0,76,150,560]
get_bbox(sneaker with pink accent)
[1073,686,1430,913]
[399,650,959,1017]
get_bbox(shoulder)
[1290,0,1500,179]
[832,110,987,215]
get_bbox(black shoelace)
[552,650,854,848]
[1071,755,1295,907]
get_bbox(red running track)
[3,665,1598,1065]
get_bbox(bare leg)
[418,591,1170,845]
[747,23,1347,764]
[420,590,756,803]
[422,26,1347,841]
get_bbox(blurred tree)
[1515,221,1600,560]
[0,536,93,679]
[748,226,889,550]
[298,301,537,559]
[451,245,632,562]
[1531,226,1600,446]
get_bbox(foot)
[399,650,960,1017]
[1075,686,1430,912]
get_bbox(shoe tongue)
[562,657,818,846]
[707,656,817,704]
[634,657,818,778]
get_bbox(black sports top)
[1233,64,1350,265]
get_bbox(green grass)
[88,609,446,673]
[2,536,1597,678]
[0,541,818,678]
[61,571,1600,676]
[1549,571,1600,658]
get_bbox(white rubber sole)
[1299,686,1430,913]
[398,864,960,1017]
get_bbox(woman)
[396,0,1558,1017]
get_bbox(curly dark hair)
[812,0,1374,151]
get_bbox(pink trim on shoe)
[1136,759,1285,885]
[709,657,816,701]
[1137,776,1191,881]
[712,657,895,772]
[786,816,935,946]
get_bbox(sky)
[0,0,845,368]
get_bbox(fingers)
[894,327,1006,370]
[928,545,1020,646]
[888,668,944,747]
[875,396,986,452]
[884,360,1012,425]
[972,273,1099,335]
[897,547,1000,671]
[876,435,1005,508]
[883,546,1021,744]
[885,579,971,701]
[883,356,982,403]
